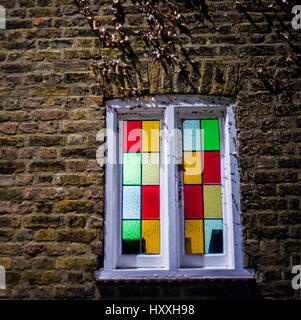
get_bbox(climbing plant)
[75,0,300,99]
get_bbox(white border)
[97,95,254,280]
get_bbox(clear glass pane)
[183,120,201,151]
[204,219,223,254]
[122,186,141,219]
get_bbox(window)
[96,95,254,280]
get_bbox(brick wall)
[0,0,300,299]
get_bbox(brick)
[15,174,34,186]
[24,215,62,228]
[0,216,21,228]
[14,201,33,214]
[18,147,35,159]
[29,135,64,146]
[60,121,102,133]
[23,243,43,256]
[55,256,95,269]
[0,148,18,160]
[0,162,25,174]
[0,229,14,241]
[39,147,57,159]
[0,243,21,255]
[91,241,103,256]
[53,285,94,299]
[60,148,95,159]
[27,187,64,201]
[0,136,23,147]
[0,202,12,214]
[56,228,97,243]
[65,215,87,227]
[55,200,94,213]
[34,229,55,241]
[0,111,31,122]
[67,134,86,145]
[19,123,38,133]
[21,271,61,285]
[34,109,68,121]
[32,256,55,269]
[0,189,23,201]
[66,160,87,172]
[0,175,14,186]
[28,161,65,172]
[0,122,18,134]
[69,108,92,120]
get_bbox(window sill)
[95,268,255,282]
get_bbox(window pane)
[142,220,160,254]
[142,121,160,152]
[203,151,221,184]
[142,152,159,185]
[184,185,203,219]
[141,186,160,219]
[122,220,141,254]
[183,120,201,151]
[185,220,204,254]
[124,121,141,152]
[201,119,220,151]
[123,153,141,185]
[203,185,222,219]
[183,151,202,184]
[204,219,223,254]
[122,186,141,219]
[121,120,160,254]
[182,119,223,254]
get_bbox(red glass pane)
[184,185,203,219]
[203,151,221,184]
[141,186,160,219]
[124,121,141,152]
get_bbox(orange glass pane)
[185,219,204,254]
[141,220,160,254]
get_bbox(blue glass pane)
[204,219,223,254]
[122,186,141,219]
[183,120,201,151]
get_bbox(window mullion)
[164,105,179,271]
[104,108,118,270]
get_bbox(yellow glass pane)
[141,220,160,254]
[185,220,204,254]
[142,121,160,152]
[183,152,202,184]
[142,152,159,185]
[203,185,222,218]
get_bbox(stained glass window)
[183,119,223,254]
[122,120,160,254]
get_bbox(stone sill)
[95,268,255,283]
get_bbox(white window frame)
[95,95,254,280]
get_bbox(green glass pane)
[122,220,141,254]
[122,220,141,240]
[123,153,141,185]
[201,120,220,151]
